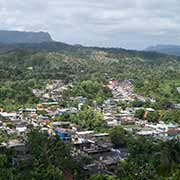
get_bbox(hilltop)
[0,30,52,44]
[145,44,180,56]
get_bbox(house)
[156,122,178,133]
[176,87,180,93]
[16,125,27,134]
[32,89,45,97]
[0,112,17,120]
[37,115,50,126]
[136,130,159,137]
[19,108,36,113]
[146,108,155,112]
[54,128,73,142]
[67,107,78,114]
[71,96,87,104]
[121,80,133,90]
[104,112,114,120]
[107,120,120,127]
[7,139,26,151]
[106,80,118,90]
[73,131,95,147]
[6,128,17,136]
[174,103,180,109]
[52,121,71,129]
[168,129,180,139]
[73,130,128,177]
[7,139,33,166]
[57,108,68,115]
[0,108,4,113]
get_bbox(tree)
[161,110,180,124]
[170,166,180,180]
[0,154,13,180]
[27,130,76,180]
[130,99,144,107]
[89,174,117,180]
[135,109,145,119]
[70,106,105,131]
[65,80,112,106]
[146,111,160,123]
[117,101,127,110]
[110,127,128,148]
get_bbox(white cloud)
[0,0,179,49]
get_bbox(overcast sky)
[0,0,180,49]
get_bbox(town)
[1,78,180,178]
[1,0,180,178]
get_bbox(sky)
[0,0,180,50]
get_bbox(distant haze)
[0,0,180,49]
[145,45,180,56]
[0,30,52,44]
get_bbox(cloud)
[0,0,179,49]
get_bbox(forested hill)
[0,41,171,60]
[0,42,180,82]
[0,40,180,107]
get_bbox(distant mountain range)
[0,30,179,59]
[145,45,180,56]
[0,30,165,60]
[0,30,52,44]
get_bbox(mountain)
[0,41,167,61]
[145,45,180,56]
[0,30,53,44]
[0,30,168,59]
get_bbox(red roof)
[168,129,180,135]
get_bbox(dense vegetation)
[0,80,40,110]
[0,47,180,108]
[63,79,113,105]
[1,43,180,179]
[0,130,83,180]
[1,128,180,180]
[55,106,105,131]
[109,127,180,180]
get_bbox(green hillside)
[0,45,180,109]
